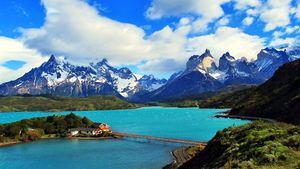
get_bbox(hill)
[152,84,254,108]
[179,121,300,169]
[198,59,300,124]
[0,113,112,146]
[0,95,138,112]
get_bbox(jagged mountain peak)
[119,67,132,74]
[203,49,212,56]
[219,52,236,72]
[48,54,56,62]
[283,46,300,60]
[186,49,217,72]
[43,55,60,66]
[220,52,235,62]
[94,58,112,68]
[258,47,288,59]
[140,75,154,80]
[0,56,165,98]
[255,47,290,78]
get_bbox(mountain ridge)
[143,46,299,101]
[0,56,167,98]
[1,46,299,101]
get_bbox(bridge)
[113,131,207,146]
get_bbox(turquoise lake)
[0,107,249,169]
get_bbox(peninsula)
[0,113,113,147]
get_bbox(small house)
[68,123,110,136]
[68,128,96,136]
[99,123,110,132]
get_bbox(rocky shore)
[164,145,206,169]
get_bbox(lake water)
[0,107,249,169]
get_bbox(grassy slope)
[198,59,300,124]
[180,121,300,169]
[0,95,138,112]
[155,85,254,108]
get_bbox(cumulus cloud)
[139,25,192,73]
[0,37,46,83]
[269,37,297,47]
[139,58,184,74]
[187,27,265,62]
[234,0,261,10]
[295,1,300,19]
[272,26,300,39]
[14,0,267,77]
[242,17,254,26]
[139,26,266,74]
[217,16,231,26]
[235,0,293,32]
[146,0,230,32]
[259,0,293,31]
[21,0,151,66]
[146,0,229,20]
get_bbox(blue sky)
[0,0,299,82]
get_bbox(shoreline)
[0,136,117,148]
[0,141,21,147]
[214,113,277,123]
[0,107,140,114]
[164,146,205,169]
[165,113,277,168]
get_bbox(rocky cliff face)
[145,47,299,101]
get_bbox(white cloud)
[234,0,261,10]
[187,27,265,62]
[269,37,297,47]
[285,25,300,34]
[146,0,230,32]
[296,0,300,19]
[146,0,229,20]
[13,0,267,77]
[0,37,47,83]
[141,26,266,73]
[139,58,184,74]
[242,17,254,26]
[217,16,230,26]
[246,9,259,16]
[140,25,192,73]
[21,0,151,66]
[259,0,292,31]
[178,17,192,26]
[272,26,300,39]
[236,0,293,32]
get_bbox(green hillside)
[198,59,300,124]
[0,95,138,112]
[180,121,300,169]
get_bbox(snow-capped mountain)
[284,46,300,61]
[145,50,224,101]
[0,55,165,98]
[185,49,218,74]
[145,47,299,101]
[1,46,298,101]
[137,75,167,92]
[254,48,290,80]
[219,52,263,85]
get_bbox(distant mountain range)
[0,46,299,101]
[142,47,300,101]
[0,56,167,98]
